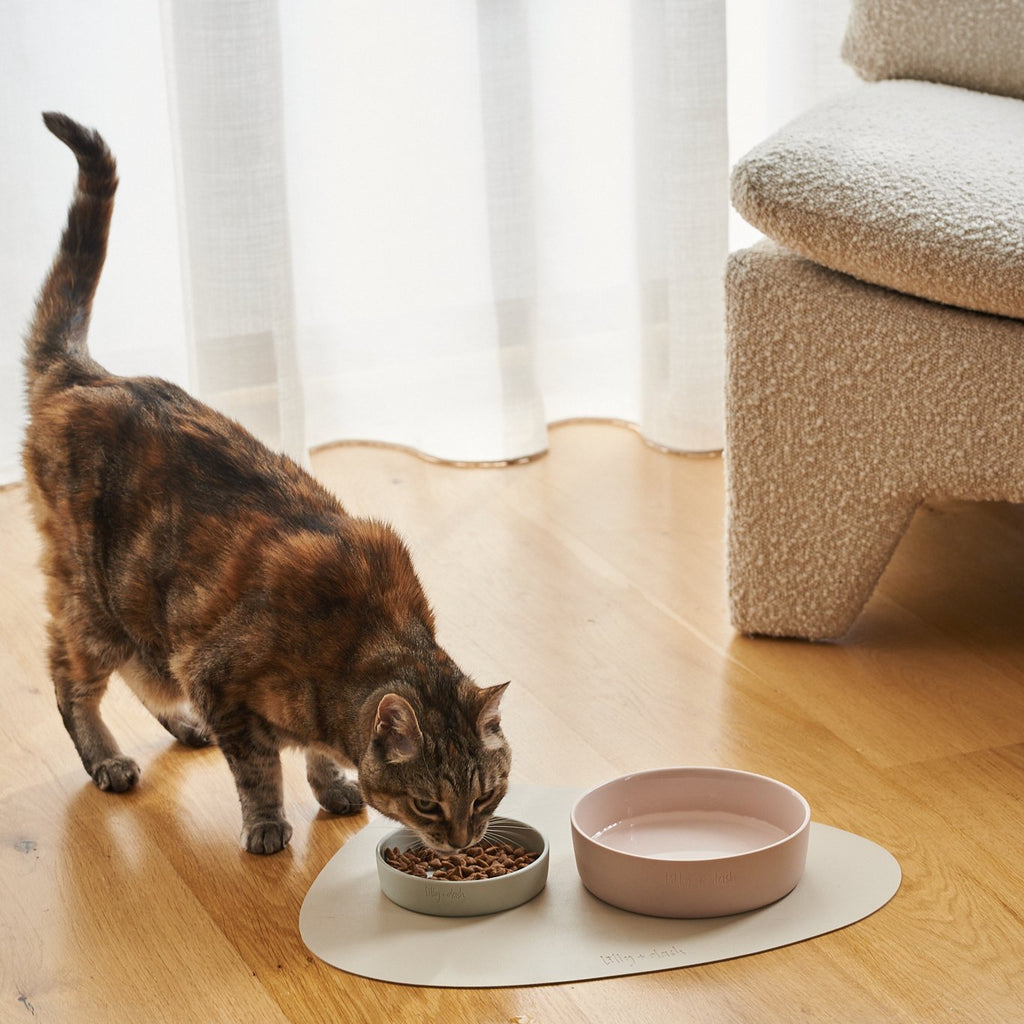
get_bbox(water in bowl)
[592,809,788,860]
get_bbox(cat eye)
[473,789,496,811]
[412,797,441,817]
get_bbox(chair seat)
[731,80,1024,321]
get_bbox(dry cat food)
[383,842,539,881]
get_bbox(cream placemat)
[300,784,900,988]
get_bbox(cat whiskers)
[480,818,535,847]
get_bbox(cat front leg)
[305,750,364,816]
[209,708,292,855]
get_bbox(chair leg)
[724,244,927,639]
[724,242,1024,639]
[726,451,918,639]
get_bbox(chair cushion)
[842,0,1024,101]
[731,80,1024,320]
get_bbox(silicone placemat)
[300,784,900,988]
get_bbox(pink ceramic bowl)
[571,766,811,918]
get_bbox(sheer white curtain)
[0,0,851,485]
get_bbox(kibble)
[383,842,539,880]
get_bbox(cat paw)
[242,819,293,855]
[93,756,140,793]
[318,778,365,816]
[159,713,213,748]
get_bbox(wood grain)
[2,422,1022,1023]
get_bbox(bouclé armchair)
[725,0,1024,640]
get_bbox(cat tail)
[25,112,118,384]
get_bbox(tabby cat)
[22,112,511,855]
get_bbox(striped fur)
[22,114,510,854]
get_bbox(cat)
[22,112,511,855]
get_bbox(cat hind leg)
[306,750,365,816]
[118,655,213,749]
[158,713,213,748]
[49,627,140,793]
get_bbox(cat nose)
[449,821,471,850]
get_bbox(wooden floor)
[2,422,1022,1023]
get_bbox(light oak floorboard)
[2,422,1021,1022]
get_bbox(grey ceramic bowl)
[375,816,549,917]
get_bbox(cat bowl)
[571,766,811,918]
[375,816,549,917]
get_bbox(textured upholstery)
[842,0,1024,100]
[724,1,1024,639]
[726,243,1024,640]
[731,80,1024,321]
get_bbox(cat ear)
[373,693,423,763]
[476,681,510,749]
